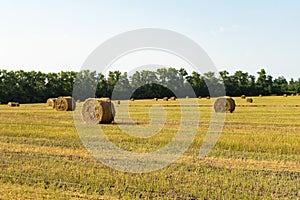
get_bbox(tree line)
[0,68,299,103]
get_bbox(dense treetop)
[0,68,299,103]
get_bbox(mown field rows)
[0,96,300,199]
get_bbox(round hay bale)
[283,94,288,97]
[81,98,115,124]
[163,97,168,101]
[154,98,158,101]
[170,96,176,101]
[198,96,202,99]
[214,96,236,113]
[206,96,210,99]
[46,98,57,108]
[259,94,262,97]
[100,97,111,101]
[130,98,134,101]
[291,94,294,97]
[241,95,246,99]
[55,96,76,111]
[8,102,20,107]
[185,96,189,99]
[246,98,253,103]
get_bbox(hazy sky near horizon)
[0,0,299,79]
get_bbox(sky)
[0,0,300,80]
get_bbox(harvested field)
[0,96,300,199]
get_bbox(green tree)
[107,71,121,97]
[73,70,98,101]
[112,72,132,100]
[256,69,268,95]
[273,76,288,95]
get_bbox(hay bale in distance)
[283,94,288,97]
[214,96,236,113]
[259,94,263,97]
[81,98,115,124]
[55,96,76,111]
[206,96,210,99]
[8,102,20,107]
[163,97,168,101]
[246,98,253,103]
[170,96,176,101]
[198,96,202,99]
[241,95,246,99]
[185,96,189,99]
[130,98,134,101]
[46,98,57,108]
[154,98,158,101]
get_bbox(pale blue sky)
[0,0,299,79]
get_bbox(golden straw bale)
[55,96,76,111]
[214,96,236,113]
[81,98,115,124]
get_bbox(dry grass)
[0,96,300,199]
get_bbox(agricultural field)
[0,96,300,199]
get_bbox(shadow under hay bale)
[246,98,253,103]
[170,96,176,101]
[82,98,115,124]
[46,98,57,108]
[55,96,76,111]
[241,95,246,99]
[214,96,236,113]
[163,97,168,101]
[8,102,20,107]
